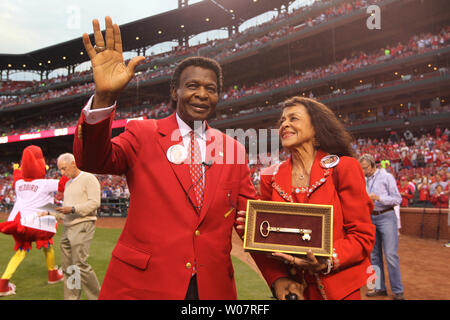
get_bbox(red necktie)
[189,131,204,212]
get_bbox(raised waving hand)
[82,16,145,109]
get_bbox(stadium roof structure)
[0,0,291,73]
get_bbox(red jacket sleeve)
[259,164,281,201]
[236,144,258,211]
[331,157,376,270]
[404,187,414,200]
[250,167,290,289]
[234,142,258,239]
[442,195,449,206]
[73,110,147,176]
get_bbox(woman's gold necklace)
[294,169,309,180]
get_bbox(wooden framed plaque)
[243,200,333,257]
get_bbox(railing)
[99,197,129,217]
[0,202,13,213]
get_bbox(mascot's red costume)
[0,145,68,296]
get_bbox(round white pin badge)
[320,155,340,168]
[167,144,187,164]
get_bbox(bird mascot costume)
[0,145,67,296]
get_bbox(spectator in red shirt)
[402,153,413,170]
[417,176,433,207]
[435,126,442,138]
[430,185,449,208]
[399,176,414,207]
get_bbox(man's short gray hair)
[358,153,375,167]
[57,153,75,164]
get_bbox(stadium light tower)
[178,0,188,8]
[209,0,239,37]
[177,0,189,47]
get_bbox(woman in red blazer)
[252,97,376,300]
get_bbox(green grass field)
[0,225,272,300]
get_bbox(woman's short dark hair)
[281,96,355,157]
[170,56,223,109]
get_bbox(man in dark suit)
[73,16,256,299]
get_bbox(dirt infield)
[2,214,449,300]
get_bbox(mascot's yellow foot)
[48,266,64,284]
[0,279,16,297]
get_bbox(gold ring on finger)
[94,45,106,53]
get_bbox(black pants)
[185,274,199,300]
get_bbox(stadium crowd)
[0,25,448,138]
[2,21,447,110]
[354,130,449,207]
[0,128,448,212]
[3,0,441,110]
[0,0,380,95]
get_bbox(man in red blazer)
[73,17,256,299]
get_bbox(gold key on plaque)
[259,220,312,241]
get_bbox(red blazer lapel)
[156,114,194,209]
[272,158,293,202]
[199,126,224,222]
[307,150,331,198]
